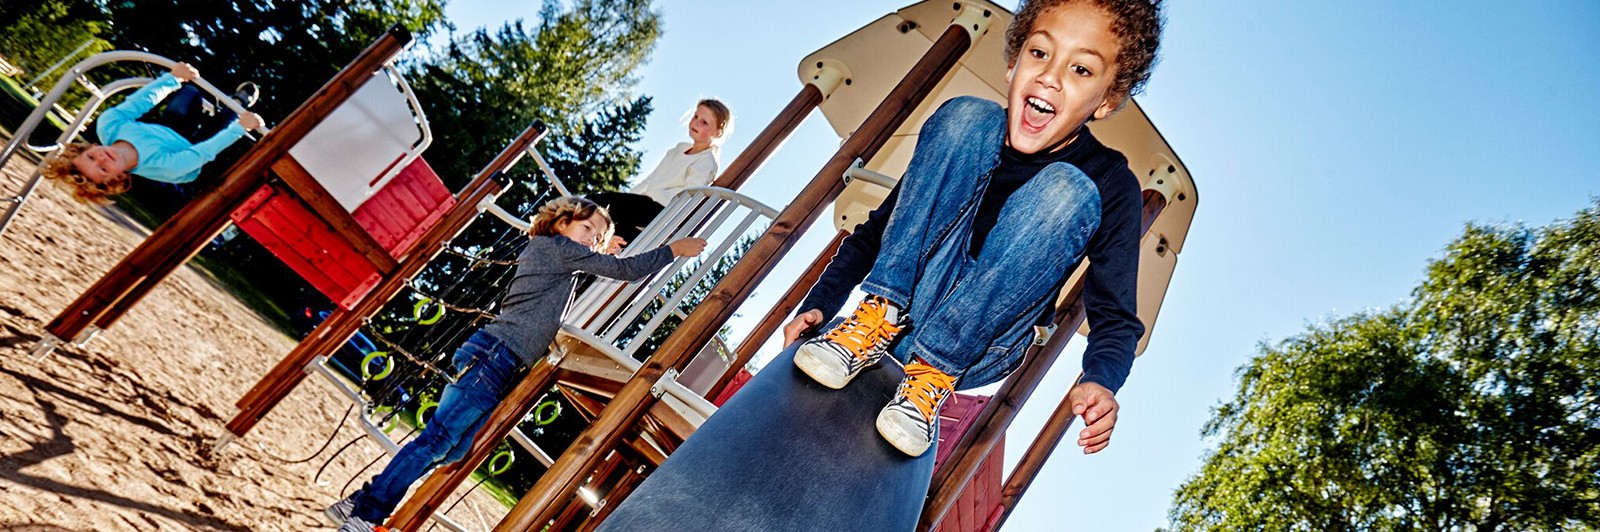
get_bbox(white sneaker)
[337,514,379,532]
[323,493,356,526]
[875,359,957,457]
[794,295,905,389]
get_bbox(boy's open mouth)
[1021,96,1056,131]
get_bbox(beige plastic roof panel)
[800,0,1197,355]
[286,66,431,212]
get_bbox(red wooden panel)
[258,192,366,290]
[260,194,369,297]
[230,183,381,309]
[353,157,455,257]
[935,394,990,470]
[227,157,451,310]
[234,211,341,295]
[711,369,753,407]
[931,393,1005,532]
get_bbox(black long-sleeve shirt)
[798,127,1145,393]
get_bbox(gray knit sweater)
[482,235,675,365]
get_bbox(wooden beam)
[989,372,1084,529]
[43,25,414,343]
[706,229,846,400]
[270,155,398,272]
[917,190,1170,529]
[554,368,624,398]
[227,122,546,434]
[709,83,822,190]
[492,22,978,532]
[576,463,649,532]
[385,356,562,532]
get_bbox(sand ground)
[0,147,507,531]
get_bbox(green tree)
[407,0,661,200]
[1169,200,1600,531]
[0,0,110,83]
[98,0,447,118]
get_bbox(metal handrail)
[524,146,573,197]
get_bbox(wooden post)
[386,357,562,531]
[705,229,847,399]
[989,371,1084,529]
[226,123,547,436]
[917,190,1169,530]
[492,22,980,532]
[709,83,823,190]
[42,26,414,343]
[85,235,202,333]
[577,463,649,532]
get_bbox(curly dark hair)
[1004,0,1164,107]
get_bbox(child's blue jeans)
[350,330,524,522]
[144,84,235,143]
[860,110,1101,388]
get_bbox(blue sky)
[446,1,1600,529]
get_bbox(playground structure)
[4,1,1195,530]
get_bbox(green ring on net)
[414,298,444,325]
[532,399,562,426]
[414,400,438,429]
[361,351,394,381]
[487,450,515,476]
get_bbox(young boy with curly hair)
[326,196,706,532]
[783,0,1164,457]
[39,62,263,203]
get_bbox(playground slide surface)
[601,333,936,531]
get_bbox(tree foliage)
[408,0,660,200]
[0,0,111,81]
[1169,200,1600,531]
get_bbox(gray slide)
[600,329,936,531]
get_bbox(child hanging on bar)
[40,62,263,203]
[327,196,707,531]
[782,0,1164,457]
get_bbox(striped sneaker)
[876,359,958,457]
[323,493,356,526]
[794,295,905,389]
[337,514,381,532]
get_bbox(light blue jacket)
[95,72,246,183]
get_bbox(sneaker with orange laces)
[876,358,958,456]
[794,295,906,389]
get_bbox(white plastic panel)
[287,67,431,212]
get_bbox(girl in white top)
[628,99,733,205]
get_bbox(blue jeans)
[144,85,235,144]
[350,330,524,521]
[860,106,1101,389]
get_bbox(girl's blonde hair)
[690,98,734,146]
[41,142,131,204]
[528,196,615,251]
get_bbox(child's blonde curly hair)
[528,196,615,251]
[41,142,131,204]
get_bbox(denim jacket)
[800,96,1144,392]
